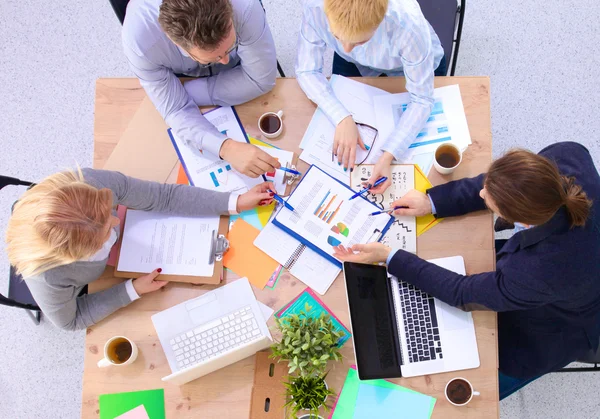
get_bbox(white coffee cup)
[445,377,480,406]
[97,336,138,368]
[433,142,463,175]
[258,110,284,139]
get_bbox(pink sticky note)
[107,205,127,267]
[115,405,150,419]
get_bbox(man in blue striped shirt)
[296,0,445,192]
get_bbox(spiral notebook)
[254,221,340,295]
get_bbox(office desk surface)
[85,77,497,418]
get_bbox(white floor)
[0,0,599,418]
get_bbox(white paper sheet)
[299,76,390,182]
[170,106,264,193]
[258,301,275,321]
[117,210,219,277]
[373,85,472,161]
[254,222,340,295]
[351,165,417,254]
[274,166,392,263]
[257,145,294,195]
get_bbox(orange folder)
[223,219,280,289]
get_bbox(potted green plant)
[270,303,345,376]
[284,372,335,419]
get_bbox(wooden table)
[83,77,497,418]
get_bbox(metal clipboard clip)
[283,162,301,186]
[208,230,229,264]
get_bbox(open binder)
[271,165,394,268]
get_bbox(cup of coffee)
[97,336,138,368]
[445,377,480,406]
[258,110,284,139]
[433,143,462,175]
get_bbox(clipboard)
[113,210,229,285]
[272,165,395,268]
[247,136,300,196]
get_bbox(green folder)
[99,388,165,419]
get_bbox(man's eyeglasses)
[193,33,239,68]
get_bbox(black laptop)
[342,262,404,379]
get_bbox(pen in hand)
[369,206,408,216]
[267,189,297,213]
[349,177,388,200]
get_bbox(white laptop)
[343,256,480,380]
[152,278,272,385]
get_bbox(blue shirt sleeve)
[386,248,400,266]
[428,193,437,215]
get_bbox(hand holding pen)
[267,189,297,213]
[349,177,388,200]
[369,206,408,216]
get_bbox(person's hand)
[237,182,276,211]
[334,116,367,172]
[219,140,281,177]
[133,269,168,295]
[392,189,432,217]
[332,243,392,264]
[366,152,394,194]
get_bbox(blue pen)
[369,206,408,216]
[268,189,296,212]
[349,177,388,200]
[278,167,302,176]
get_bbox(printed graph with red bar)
[314,190,343,224]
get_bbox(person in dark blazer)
[333,142,600,399]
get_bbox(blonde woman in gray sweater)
[5,168,275,331]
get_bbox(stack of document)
[330,367,436,419]
[254,165,394,295]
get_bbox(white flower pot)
[297,415,325,419]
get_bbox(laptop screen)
[343,262,402,380]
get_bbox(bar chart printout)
[314,190,343,224]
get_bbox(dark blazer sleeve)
[427,174,487,218]
[387,249,557,311]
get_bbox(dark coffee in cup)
[446,378,472,405]
[107,337,133,364]
[259,114,281,134]
[435,144,460,168]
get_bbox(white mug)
[433,142,463,175]
[445,377,480,406]
[97,336,139,368]
[258,110,284,139]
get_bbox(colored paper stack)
[330,367,436,419]
[99,389,165,419]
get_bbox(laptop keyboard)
[397,281,444,364]
[169,305,261,370]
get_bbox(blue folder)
[272,165,394,268]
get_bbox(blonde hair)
[6,169,113,277]
[324,0,388,42]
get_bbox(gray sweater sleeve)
[26,275,132,331]
[81,168,232,216]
